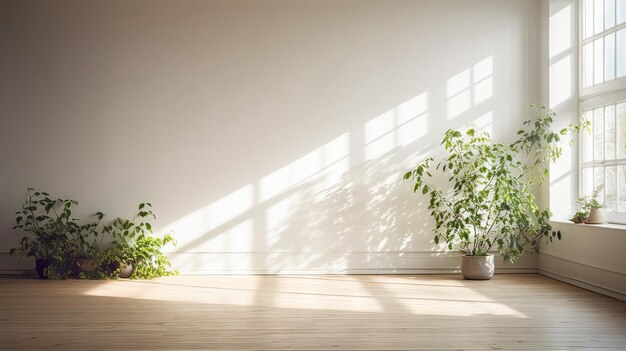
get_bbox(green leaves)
[404,105,582,263]
[11,188,176,280]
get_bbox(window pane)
[618,0,626,24]
[584,110,594,162]
[586,0,595,38]
[606,166,617,211]
[594,39,605,85]
[605,33,615,81]
[618,102,626,158]
[618,28,626,77]
[585,167,594,197]
[606,0,616,29]
[595,0,605,34]
[605,104,616,160]
[584,42,594,88]
[594,167,605,204]
[594,107,605,161]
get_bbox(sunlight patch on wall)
[365,109,396,160]
[549,55,572,109]
[364,92,428,160]
[161,184,253,250]
[550,143,573,220]
[204,219,253,252]
[397,93,429,147]
[548,4,573,109]
[549,5,572,58]
[473,111,493,135]
[548,3,575,218]
[447,69,472,119]
[473,57,493,105]
[265,192,302,247]
[447,57,493,119]
[260,133,350,202]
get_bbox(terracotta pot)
[461,255,495,280]
[75,257,97,275]
[585,208,605,224]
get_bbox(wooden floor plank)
[0,274,624,350]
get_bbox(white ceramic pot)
[585,208,605,224]
[119,262,133,278]
[461,254,495,280]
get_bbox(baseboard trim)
[539,269,626,302]
[0,251,538,275]
[538,254,626,302]
[175,267,538,275]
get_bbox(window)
[581,0,626,88]
[580,0,626,223]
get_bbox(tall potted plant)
[405,106,586,279]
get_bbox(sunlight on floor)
[83,276,527,317]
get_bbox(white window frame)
[579,0,626,224]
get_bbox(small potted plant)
[569,209,589,224]
[98,242,134,278]
[71,212,109,277]
[570,188,605,224]
[584,189,605,224]
[101,203,178,279]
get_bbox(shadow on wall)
[261,144,435,273]
[158,56,496,274]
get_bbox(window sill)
[551,219,626,231]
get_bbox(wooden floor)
[0,274,624,350]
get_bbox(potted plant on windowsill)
[585,196,605,224]
[570,188,605,224]
[405,106,585,279]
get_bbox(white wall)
[539,0,626,301]
[0,0,541,274]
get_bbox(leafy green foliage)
[11,190,177,280]
[98,203,178,279]
[10,188,82,278]
[570,187,604,223]
[405,106,586,263]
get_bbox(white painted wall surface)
[0,0,541,274]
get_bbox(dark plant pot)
[75,257,97,275]
[119,262,133,278]
[35,258,53,279]
[103,261,119,274]
[461,254,495,280]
